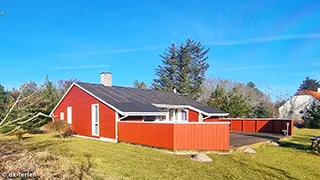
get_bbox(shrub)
[44,120,74,138]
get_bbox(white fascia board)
[50,82,126,116]
[50,82,77,116]
[152,104,229,117]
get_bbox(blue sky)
[0,0,320,99]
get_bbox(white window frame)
[168,109,188,122]
[67,106,72,124]
[91,104,99,136]
[60,112,64,120]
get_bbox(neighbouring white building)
[279,88,320,121]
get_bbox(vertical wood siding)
[188,109,199,122]
[213,118,294,135]
[118,122,174,149]
[53,86,116,139]
[118,122,230,151]
[173,123,230,150]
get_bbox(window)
[91,104,99,136]
[181,110,187,121]
[144,116,156,121]
[168,109,188,122]
[60,112,64,120]
[67,107,72,124]
[169,109,174,120]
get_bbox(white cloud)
[212,63,320,73]
[208,32,320,46]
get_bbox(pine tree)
[42,75,59,114]
[298,77,320,92]
[225,85,252,118]
[133,79,148,89]
[153,39,209,99]
[153,44,178,92]
[251,102,272,118]
[0,84,8,119]
[207,86,228,110]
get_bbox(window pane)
[95,124,98,134]
[95,105,98,123]
[182,111,187,121]
[169,110,174,120]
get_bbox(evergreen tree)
[42,75,59,114]
[133,79,148,89]
[0,84,8,119]
[251,102,272,118]
[298,77,320,92]
[207,86,227,110]
[153,39,209,99]
[303,103,320,129]
[153,44,178,92]
[225,85,252,118]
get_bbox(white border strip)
[219,118,292,121]
[73,134,117,143]
[118,121,231,125]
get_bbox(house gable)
[53,85,116,139]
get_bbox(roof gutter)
[118,113,129,121]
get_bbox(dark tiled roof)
[76,82,226,114]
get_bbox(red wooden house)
[51,72,293,151]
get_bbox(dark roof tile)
[76,82,226,114]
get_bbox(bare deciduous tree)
[0,83,51,134]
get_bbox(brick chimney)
[100,72,112,86]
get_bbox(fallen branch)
[0,114,32,128]
[17,112,51,125]
[0,84,27,126]
[4,126,20,135]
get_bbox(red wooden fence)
[118,122,230,151]
[204,118,294,135]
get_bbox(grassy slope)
[1,128,320,180]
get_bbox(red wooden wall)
[173,123,230,150]
[118,122,230,151]
[118,122,174,149]
[188,109,199,122]
[53,85,116,139]
[204,118,294,135]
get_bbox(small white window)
[60,112,64,120]
[181,110,187,121]
[67,107,72,124]
[91,104,99,136]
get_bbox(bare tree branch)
[17,112,51,125]
[0,84,28,126]
[4,126,20,135]
[0,113,32,128]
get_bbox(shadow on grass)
[255,162,299,180]
[278,141,310,150]
[278,141,320,155]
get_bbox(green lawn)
[1,128,320,180]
